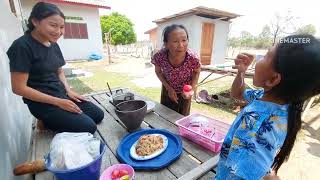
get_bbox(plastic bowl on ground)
[99,164,135,180]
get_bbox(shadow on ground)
[303,113,320,158]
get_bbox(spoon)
[107,82,113,96]
[109,100,122,111]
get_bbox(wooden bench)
[29,89,219,180]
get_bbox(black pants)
[161,86,191,116]
[28,100,104,134]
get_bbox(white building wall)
[0,1,33,180]
[22,0,104,60]
[156,16,199,52]
[156,15,231,65]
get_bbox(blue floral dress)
[215,89,288,180]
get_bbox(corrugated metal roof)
[43,0,110,9]
[153,6,240,24]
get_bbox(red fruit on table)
[119,169,129,177]
[111,169,120,179]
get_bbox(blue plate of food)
[117,129,182,169]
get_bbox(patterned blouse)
[151,48,201,93]
[216,89,288,180]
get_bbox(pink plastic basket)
[175,113,230,152]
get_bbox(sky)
[100,0,320,41]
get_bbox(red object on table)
[183,85,193,92]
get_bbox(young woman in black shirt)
[7,2,104,134]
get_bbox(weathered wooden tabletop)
[33,88,219,180]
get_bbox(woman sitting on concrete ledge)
[7,2,104,134]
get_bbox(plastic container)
[100,164,135,180]
[175,113,230,152]
[45,142,106,180]
[89,53,102,60]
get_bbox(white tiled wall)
[0,1,33,180]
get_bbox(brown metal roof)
[153,6,241,24]
[42,0,111,9]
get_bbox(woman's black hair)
[270,34,320,173]
[162,24,189,43]
[26,2,65,33]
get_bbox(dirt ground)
[69,55,320,180]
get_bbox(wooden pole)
[105,32,111,64]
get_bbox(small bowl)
[100,164,135,180]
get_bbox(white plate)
[146,101,155,113]
[130,134,168,161]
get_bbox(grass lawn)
[67,60,239,123]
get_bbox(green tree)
[270,12,298,45]
[100,12,136,45]
[295,24,316,35]
[259,25,272,39]
[239,31,254,47]
[227,37,240,47]
[254,25,272,49]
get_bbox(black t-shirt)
[7,33,67,104]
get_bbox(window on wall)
[64,22,88,39]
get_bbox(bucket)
[115,100,147,132]
[45,142,106,180]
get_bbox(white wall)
[156,16,198,51]
[156,15,231,65]
[22,0,104,60]
[0,1,33,180]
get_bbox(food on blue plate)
[135,135,164,156]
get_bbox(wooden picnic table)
[32,88,220,180]
[201,65,254,80]
[197,65,255,92]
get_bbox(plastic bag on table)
[50,144,65,169]
[49,132,100,170]
[63,143,93,169]
[189,116,209,127]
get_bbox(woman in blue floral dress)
[216,35,320,180]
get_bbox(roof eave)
[153,6,241,24]
[40,0,111,9]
